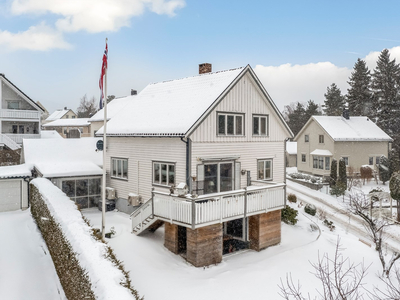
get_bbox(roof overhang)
[310,149,333,156]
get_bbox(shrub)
[330,159,337,188]
[323,219,335,231]
[304,203,316,216]
[281,206,298,225]
[330,182,346,197]
[338,158,347,190]
[287,193,297,203]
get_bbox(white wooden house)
[98,64,293,267]
[0,74,44,149]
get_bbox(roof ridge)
[148,66,245,86]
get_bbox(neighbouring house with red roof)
[96,63,293,267]
[294,111,392,177]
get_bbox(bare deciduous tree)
[279,239,369,300]
[77,94,98,118]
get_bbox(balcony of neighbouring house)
[3,133,41,144]
[0,109,41,120]
[131,182,285,233]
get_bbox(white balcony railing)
[4,133,41,144]
[152,183,285,229]
[0,109,41,120]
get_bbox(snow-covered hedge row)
[30,178,140,300]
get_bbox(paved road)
[287,179,400,253]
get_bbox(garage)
[0,164,31,212]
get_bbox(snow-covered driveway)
[0,209,64,300]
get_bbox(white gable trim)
[0,75,43,113]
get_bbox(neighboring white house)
[21,137,103,209]
[0,73,44,149]
[42,118,91,138]
[295,114,393,177]
[97,63,293,267]
[0,164,32,212]
[89,95,135,137]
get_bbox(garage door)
[0,180,21,212]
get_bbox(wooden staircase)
[0,134,20,150]
[130,198,163,235]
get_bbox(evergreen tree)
[347,58,372,117]
[371,49,400,141]
[379,155,390,184]
[389,172,400,222]
[304,100,321,121]
[338,158,347,190]
[323,83,345,116]
[389,148,400,175]
[330,159,337,188]
[287,102,306,136]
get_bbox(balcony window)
[257,159,272,180]
[153,162,175,186]
[204,162,233,193]
[7,101,19,109]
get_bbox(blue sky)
[1,0,400,113]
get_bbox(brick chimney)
[131,89,137,96]
[199,63,212,74]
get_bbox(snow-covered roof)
[23,138,102,177]
[0,164,33,178]
[89,96,134,122]
[310,149,333,156]
[97,67,245,136]
[286,141,297,155]
[40,130,62,139]
[312,116,392,142]
[46,109,75,121]
[43,118,90,127]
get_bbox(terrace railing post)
[151,188,155,217]
[191,199,196,230]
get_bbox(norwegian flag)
[99,42,108,109]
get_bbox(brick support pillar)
[186,223,222,267]
[249,210,281,251]
[164,223,179,254]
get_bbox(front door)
[204,162,233,194]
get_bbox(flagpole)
[102,37,108,241]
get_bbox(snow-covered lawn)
[83,204,391,300]
[0,209,64,300]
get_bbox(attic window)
[7,101,19,109]
[217,112,244,136]
[253,115,268,136]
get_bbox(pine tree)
[389,148,400,175]
[338,158,347,190]
[304,100,321,121]
[371,49,400,140]
[347,58,372,117]
[330,159,337,188]
[323,83,345,116]
[287,102,306,136]
[379,155,390,184]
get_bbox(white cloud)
[11,0,186,33]
[0,22,71,51]
[254,62,351,110]
[254,45,400,111]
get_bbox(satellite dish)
[96,140,104,151]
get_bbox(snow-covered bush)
[30,178,141,300]
[304,203,316,216]
[288,172,322,184]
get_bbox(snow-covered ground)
[83,203,392,300]
[0,209,65,300]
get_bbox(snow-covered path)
[287,179,400,253]
[0,209,65,300]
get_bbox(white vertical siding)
[106,137,186,201]
[191,141,285,187]
[189,72,289,143]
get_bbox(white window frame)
[153,161,175,186]
[301,154,306,163]
[111,158,128,180]
[253,114,269,136]
[305,135,309,142]
[7,101,20,110]
[217,112,244,136]
[257,159,273,180]
[341,156,349,166]
[313,156,329,170]
[319,135,324,143]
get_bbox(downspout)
[23,176,31,208]
[180,137,192,193]
[284,138,289,207]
